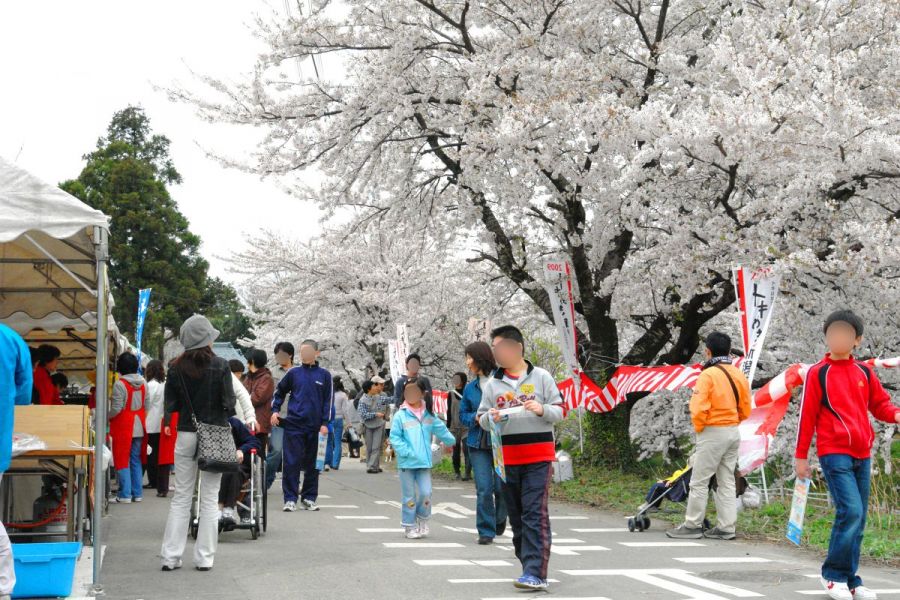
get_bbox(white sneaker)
[821,577,853,600]
[283,501,297,512]
[111,497,131,504]
[416,520,430,538]
[405,526,422,539]
[301,499,319,511]
[852,586,878,600]
[221,508,237,523]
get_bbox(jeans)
[398,468,432,526]
[684,425,740,533]
[117,437,144,500]
[283,428,319,503]
[503,461,552,579]
[160,432,222,569]
[326,418,344,468]
[265,426,284,490]
[820,454,871,589]
[469,447,507,538]
[0,476,14,595]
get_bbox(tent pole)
[91,227,109,595]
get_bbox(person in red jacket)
[795,310,900,600]
[32,344,63,405]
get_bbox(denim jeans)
[398,468,432,526]
[819,454,871,589]
[117,437,144,500]
[325,418,343,468]
[503,461,552,579]
[265,426,284,490]
[469,447,507,538]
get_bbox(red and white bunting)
[431,389,448,416]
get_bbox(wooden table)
[2,405,93,543]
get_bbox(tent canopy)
[0,156,116,380]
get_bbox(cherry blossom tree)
[170,0,899,467]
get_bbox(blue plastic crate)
[11,541,81,599]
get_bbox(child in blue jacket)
[390,377,455,539]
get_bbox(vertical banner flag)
[387,339,402,385]
[396,323,410,371]
[467,318,492,343]
[733,266,779,386]
[135,288,152,373]
[543,261,579,378]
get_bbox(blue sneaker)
[513,574,549,591]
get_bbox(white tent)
[0,156,112,591]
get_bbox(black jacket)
[164,356,236,432]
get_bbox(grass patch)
[550,460,899,567]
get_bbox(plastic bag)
[11,432,47,456]
[741,485,762,509]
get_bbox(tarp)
[0,156,118,379]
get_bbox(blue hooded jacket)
[1,324,34,472]
[390,405,455,469]
[272,363,333,432]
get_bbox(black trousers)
[452,436,470,476]
[146,433,160,488]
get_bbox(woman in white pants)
[159,315,236,572]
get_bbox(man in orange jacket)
[667,331,751,540]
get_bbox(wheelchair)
[189,449,267,541]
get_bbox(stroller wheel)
[627,517,636,532]
[250,524,259,540]
[640,516,651,530]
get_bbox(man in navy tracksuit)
[271,339,333,512]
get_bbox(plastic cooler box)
[11,541,82,599]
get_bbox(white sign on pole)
[733,266,780,386]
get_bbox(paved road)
[96,459,899,600]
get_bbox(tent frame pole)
[91,227,109,595]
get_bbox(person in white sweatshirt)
[228,360,258,431]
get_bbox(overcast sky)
[0,1,325,283]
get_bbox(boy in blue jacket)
[0,324,33,598]
[390,377,455,539]
[271,339,333,512]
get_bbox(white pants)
[0,475,14,595]
[159,433,222,568]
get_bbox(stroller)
[627,464,748,532]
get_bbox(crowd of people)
[0,307,897,598]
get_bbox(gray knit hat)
[179,314,220,351]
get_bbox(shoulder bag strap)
[713,364,741,409]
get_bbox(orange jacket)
[689,363,752,432]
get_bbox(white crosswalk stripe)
[796,591,900,596]
[335,515,389,519]
[674,557,772,564]
[383,542,465,548]
[413,559,514,566]
[619,541,706,547]
[356,528,405,533]
[560,569,763,599]
[571,527,628,533]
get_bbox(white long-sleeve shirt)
[232,373,257,428]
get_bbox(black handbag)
[178,371,239,473]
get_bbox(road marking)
[483,597,610,600]
[434,486,463,490]
[414,559,514,567]
[552,538,586,544]
[449,578,561,584]
[560,569,763,599]
[335,515,390,520]
[316,504,359,509]
[376,499,473,519]
[357,528,406,533]
[796,591,900,596]
[383,542,465,548]
[571,528,628,533]
[674,557,772,564]
[550,515,590,520]
[551,545,609,556]
[619,541,706,547]
[461,494,478,499]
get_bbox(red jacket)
[795,354,899,460]
[33,366,62,405]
